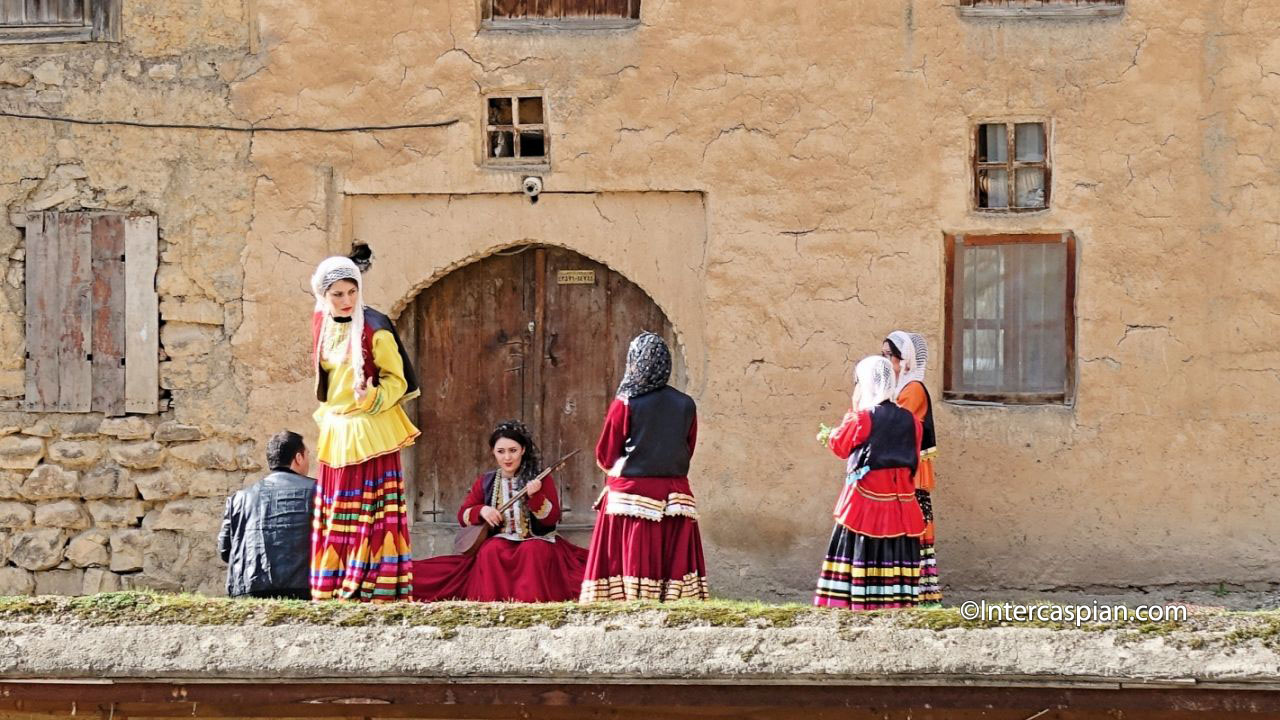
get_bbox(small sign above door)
[556,270,596,285]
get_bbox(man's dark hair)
[266,431,306,471]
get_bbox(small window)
[485,93,548,166]
[22,211,158,414]
[482,0,640,29]
[975,121,1050,211]
[958,0,1124,18]
[944,232,1076,405]
[0,0,120,44]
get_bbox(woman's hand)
[479,506,503,527]
[353,377,375,405]
[525,478,542,496]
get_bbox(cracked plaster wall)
[1,0,1277,599]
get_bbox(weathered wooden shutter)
[123,215,158,414]
[24,211,158,415]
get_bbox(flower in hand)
[816,422,835,447]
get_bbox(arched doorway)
[401,245,683,534]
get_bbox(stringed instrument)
[451,449,580,557]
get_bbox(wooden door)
[408,246,680,527]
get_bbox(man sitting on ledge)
[218,431,316,600]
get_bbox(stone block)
[21,465,79,499]
[34,569,84,596]
[160,322,220,358]
[189,470,244,498]
[133,469,184,500]
[31,61,63,86]
[108,529,150,572]
[0,62,33,88]
[0,567,34,596]
[82,568,121,594]
[170,440,238,471]
[21,421,53,438]
[236,441,263,471]
[10,528,65,570]
[149,498,222,532]
[109,442,166,470]
[0,529,10,564]
[79,464,136,499]
[159,297,224,326]
[0,436,45,470]
[154,422,202,443]
[0,501,33,528]
[86,500,146,527]
[34,500,90,529]
[65,529,110,567]
[0,471,22,498]
[60,416,104,439]
[98,417,153,440]
[47,440,103,469]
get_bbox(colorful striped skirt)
[813,524,921,610]
[310,452,413,602]
[916,489,942,607]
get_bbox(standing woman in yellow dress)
[308,256,420,602]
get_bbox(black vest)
[917,382,937,454]
[619,386,696,478]
[850,401,919,474]
[480,470,555,536]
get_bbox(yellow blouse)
[313,326,420,468]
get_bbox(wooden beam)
[123,215,158,414]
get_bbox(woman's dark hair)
[884,337,903,360]
[488,420,542,486]
[267,430,306,470]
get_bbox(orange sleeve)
[897,382,928,423]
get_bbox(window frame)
[482,91,551,170]
[957,0,1124,19]
[943,231,1077,406]
[479,0,641,31]
[0,0,120,44]
[972,119,1052,213]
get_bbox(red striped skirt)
[310,452,413,602]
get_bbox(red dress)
[411,473,587,602]
[579,394,709,602]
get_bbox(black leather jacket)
[218,470,315,597]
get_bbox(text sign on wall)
[557,270,596,285]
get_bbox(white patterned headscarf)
[311,256,366,389]
[887,330,928,397]
[852,355,895,411]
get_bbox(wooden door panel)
[414,250,533,521]
[538,249,612,521]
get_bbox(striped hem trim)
[579,572,709,603]
[604,490,700,522]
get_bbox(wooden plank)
[1063,231,1077,403]
[123,215,158,414]
[491,0,523,18]
[0,0,24,23]
[56,212,92,412]
[413,249,531,523]
[23,212,58,411]
[603,0,630,17]
[942,234,957,394]
[24,0,48,23]
[91,214,126,416]
[58,0,81,22]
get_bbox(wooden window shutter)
[23,211,157,415]
[122,215,158,414]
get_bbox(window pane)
[489,130,514,158]
[518,129,545,158]
[977,124,1008,163]
[952,239,1067,397]
[1015,123,1046,162]
[517,96,544,125]
[488,97,513,125]
[1014,168,1046,208]
[978,169,1009,208]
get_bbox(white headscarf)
[852,355,895,411]
[887,330,928,396]
[311,256,367,390]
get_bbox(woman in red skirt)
[580,332,708,602]
[814,355,925,610]
[308,256,418,602]
[412,420,587,602]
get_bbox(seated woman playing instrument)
[411,420,588,602]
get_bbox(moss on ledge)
[0,592,1276,647]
